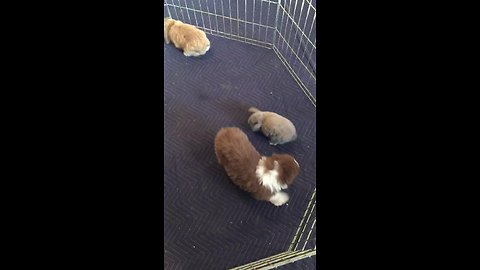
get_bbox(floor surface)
[164,35,316,269]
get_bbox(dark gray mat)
[164,35,316,269]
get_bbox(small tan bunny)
[164,17,210,57]
[247,107,298,145]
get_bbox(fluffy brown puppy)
[214,127,300,206]
[164,17,210,57]
[247,107,297,145]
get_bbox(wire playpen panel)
[164,0,316,105]
[164,2,317,267]
[274,0,316,103]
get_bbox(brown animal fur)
[214,127,300,205]
[164,18,210,57]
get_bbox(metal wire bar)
[230,249,316,270]
[302,218,316,251]
[273,0,316,100]
[201,0,213,34]
[273,46,316,106]
[288,189,316,251]
[165,4,275,31]
[275,30,316,80]
[164,1,317,267]
[195,24,273,49]
[164,0,316,110]
[182,0,192,22]
[164,2,171,18]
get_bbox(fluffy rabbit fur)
[247,107,297,145]
[214,127,300,206]
[164,17,210,57]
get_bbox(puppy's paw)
[269,192,289,206]
[269,141,278,146]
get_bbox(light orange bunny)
[164,17,210,57]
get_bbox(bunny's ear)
[252,123,261,131]
[164,20,171,44]
[164,30,170,44]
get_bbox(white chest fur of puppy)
[164,18,211,57]
[247,107,297,145]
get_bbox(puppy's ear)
[275,155,300,186]
[274,160,280,171]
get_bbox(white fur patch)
[252,123,261,131]
[256,157,286,193]
[184,51,199,57]
[184,50,205,57]
[269,192,289,206]
[294,159,299,167]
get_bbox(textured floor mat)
[164,35,316,269]
[164,0,317,99]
